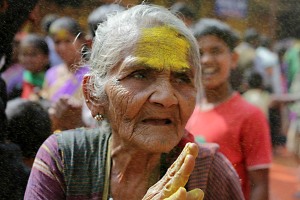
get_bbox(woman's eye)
[130,70,147,79]
[199,50,203,56]
[174,73,192,84]
[211,48,222,55]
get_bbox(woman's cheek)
[182,89,196,121]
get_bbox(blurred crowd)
[1,1,300,199]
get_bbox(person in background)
[82,3,126,128]
[243,71,300,120]
[234,28,260,93]
[0,0,39,73]
[286,61,300,199]
[242,72,273,119]
[284,39,300,89]
[1,32,27,100]
[254,35,286,146]
[24,4,244,200]
[254,35,282,94]
[5,98,52,168]
[87,3,125,40]
[170,2,197,28]
[186,18,272,200]
[40,16,89,131]
[40,14,63,67]
[0,1,40,199]
[18,33,50,100]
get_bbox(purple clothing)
[25,134,65,199]
[1,63,24,94]
[25,130,244,200]
[42,64,89,103]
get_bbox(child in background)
[5,98,51,168]
[18,34,50,100]
[40,17,89,131]
[185,18,272,200]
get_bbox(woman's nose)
[200,52,212,64]
[149,80,178,108]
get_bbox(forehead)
[134,26,191,72]
[50,28,72,40]
[20,44,39,52]
[198,35,229,50]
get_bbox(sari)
[41,64,89,103]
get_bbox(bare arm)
[249,168,269,200]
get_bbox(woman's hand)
[49,95,85,131]
[142,143,204,200]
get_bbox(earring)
[85,99,89,103]
[94,114,104,121]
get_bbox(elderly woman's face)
[105,26,197,153]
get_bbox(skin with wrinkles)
[83,24,200,199]
[94,26,197,153]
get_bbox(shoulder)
[189,143,245,199]
[57,127,110,148]
[228,93,265,116]
[197,142,219,158]
[45,64,67,77]
[74,65,90,79]
[56,128,111,161]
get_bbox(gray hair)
[88,4,202,102]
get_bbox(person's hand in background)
[49,95,85,131]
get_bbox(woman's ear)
[82,75,105,117]
[230,51,239,69]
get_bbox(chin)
[141,136,180,153]
[132,125,183,153]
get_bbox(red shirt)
[186,93,272,200]
[21,81,35,99]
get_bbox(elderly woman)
[24,4,244,200]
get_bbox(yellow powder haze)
[135,26,190,72]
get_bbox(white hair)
[87,3,202,102]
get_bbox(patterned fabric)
[41,64,89,103]
[25,128,244,200]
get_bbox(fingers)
[161,143,199,197]
[164,187,187,200]
[162,154,195,197]
[187,188,204,200]
[142,143,200,200]
[163,188,204,200]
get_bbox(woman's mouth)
[142,118,172,125]
[202,67,217,76]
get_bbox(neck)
[109,136,161,200]
[205,83,234,105]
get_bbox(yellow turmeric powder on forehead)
[50,28,69,40]
[135,26,190,71]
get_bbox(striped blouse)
[24,129,244,200]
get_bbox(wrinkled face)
[104,26,197,153]
[198,35,237,89]
[19,45,48,73]
[51,29,83,67]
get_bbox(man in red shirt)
[186,18,272,200]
